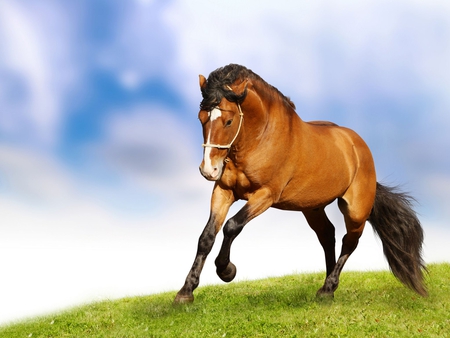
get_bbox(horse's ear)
[199,75,207,89]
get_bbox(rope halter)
[202,86,244,150]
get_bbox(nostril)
[211,167,219,178]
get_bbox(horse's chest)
[234,172,253,200]
[220,164,254,200]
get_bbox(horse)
[174,64,427,303]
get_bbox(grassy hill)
[1,263,449,337]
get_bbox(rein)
[202,86,244,150]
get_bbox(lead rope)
[202,85,244,149]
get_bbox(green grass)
[1,263,449,337]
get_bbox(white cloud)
[90,104,207,200]
[0,145,76,203]
[0,192,204,324]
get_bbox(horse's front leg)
[215,187,273,282]
[174,184,234,304]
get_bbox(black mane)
[200,64,296,111]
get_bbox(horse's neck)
[233,89,302,160]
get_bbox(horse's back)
[273,119,375,210]
[307,120,339,127]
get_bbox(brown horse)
[174,64,426,303]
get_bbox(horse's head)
[198,74,247,181]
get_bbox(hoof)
[217,262,237,283]
[174,292,194,304]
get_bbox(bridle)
[202,86,244,150]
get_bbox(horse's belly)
[272,196,336,211]
[273,173,351,211]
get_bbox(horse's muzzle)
[199,163,223,181]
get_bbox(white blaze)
[209,107,222,121]
[203,108,222,176]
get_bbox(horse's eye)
[225,119,233,127]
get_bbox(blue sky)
[1,0,449,324]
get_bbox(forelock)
[200,64,248,111]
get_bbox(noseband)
[202,87,244,150]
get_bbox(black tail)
[368,182,427,296]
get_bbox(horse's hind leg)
[303,208,336,278]
[317,215,364,297]
[317,192,374,297]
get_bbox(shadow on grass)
[129,274,330,322]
